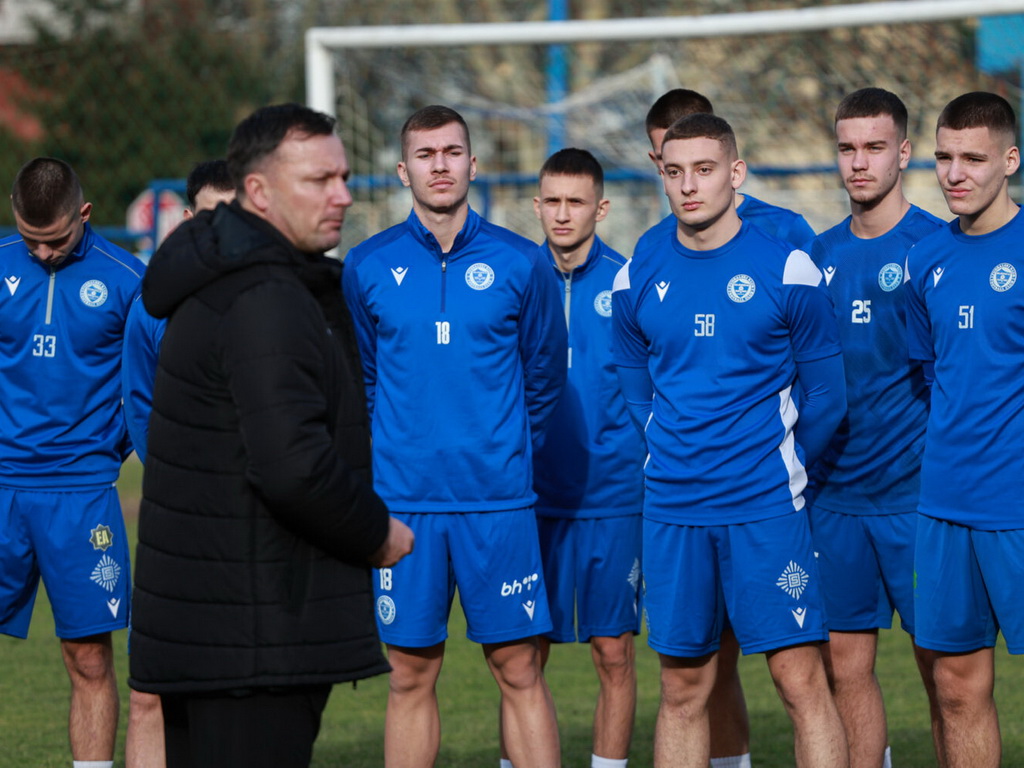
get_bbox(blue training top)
[343,207,567,513]
[613,220,842,526]
[807,206,944,515]
[533,236,645,519]
[905,207,1024,531]
[121,296,166,464]
[0,223,144,488]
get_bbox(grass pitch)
[2,457,1023,766]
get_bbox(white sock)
[592,756,628,768]
[883,745,892,768]
[73,762,114,768]
[710,754,752,768]
[500,760,514,768]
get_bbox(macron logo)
[391,266,408,286]
[4,276,20,296]
[791,607,807,628]
[522,601,536,620]
[932,267,944,287]
[655,281,670,302]
[106,598,121,618]
[823,266,836,286]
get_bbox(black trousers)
[161,685,332,768]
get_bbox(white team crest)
[90,554,121,592]
[655,281,670,302]
[391,266,408,286]
[593,290,613,317]
[465,263,495,290]
[776,560,809,600]
[823,266,836,286]
[376,595,396,625]
[990,263,1017,292]
[80,280,108,307]
[878,263,903,292]
[4,276,19,296]
[727,274,756,303]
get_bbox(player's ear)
[1006,145,1020,177]
[533,196,542,220]
[899,138,912,171]
[596,198,610,222]
[731,159,747,190]
[79,202,92,223]
[397,161,410,188]
[469,155,477,182]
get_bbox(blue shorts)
[537,515,641,643]
[373,509,552,647]
[809,507,916,634]
[0,486,131,639]
[643,511,828,657]
[914,516,1024,655]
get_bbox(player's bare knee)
[592,635,635,683]
[62,638,115,685]
[128,689,162,716]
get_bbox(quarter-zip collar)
[405,206,483,262]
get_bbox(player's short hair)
[185,159,233,210]
[400,105,471,159]
[662,113,738,158]
[227,103,336,194]
[937,92,1017,145]
[645,89,715,136]
[835,87,909,140]
[539,148,604,198]
[10,157,83,226]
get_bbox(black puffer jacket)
[128,202,391,694]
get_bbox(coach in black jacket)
[129,104,413,768]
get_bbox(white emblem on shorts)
[90,555,121,592]
[776,560,809,600]
[377,595,396,625]
[727,274,756,303]
[878,263,903,292]
[465,263,495,290]
[107,598,121,618]
[990,263,1017,292]
[791,607,807,628]
[627,558,640,591]
[655,281,670,302]
[594,290,612,317]
[80,280,108,307]
[522,600,536,620]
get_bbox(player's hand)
[369,516,414,568]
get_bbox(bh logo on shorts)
[465,263,495,291]
[80,280,108,307]
[501,572,540,620]
[877,262,903,292]
[377,595,397,625]
[593,290,613,317]
[990,263,1017,292]
[726,274,756,303]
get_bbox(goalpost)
[304,0,1024,250]
[306,0,1024,115]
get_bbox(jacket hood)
[143,202,301,319]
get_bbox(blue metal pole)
[546,0,569,156]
